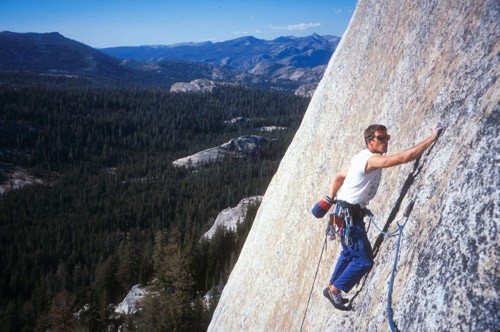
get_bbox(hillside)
[0,31,120,73]
[209,0,499,331]
[0,85,310,331]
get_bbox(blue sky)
[0,0,357,48]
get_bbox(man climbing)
[312,123,443,310]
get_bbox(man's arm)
[366,124,443,173]
[328,167,348,198]
[311,167,348,218]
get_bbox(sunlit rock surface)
[209,0,499,331]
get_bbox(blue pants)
[329,220,374,293]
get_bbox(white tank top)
[336,149,382,207]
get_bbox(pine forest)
[0,84,309,331]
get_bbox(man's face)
[367,130,390,154]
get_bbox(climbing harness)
[326,200,367,247]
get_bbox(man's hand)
[433,122,445,140]
[311,195,336,218]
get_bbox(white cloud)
[270,22,321,31]
[232,30,250,35]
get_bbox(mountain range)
[101,33,340,71]
[0,31,340,93]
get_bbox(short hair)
[364,124,387,143]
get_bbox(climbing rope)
[299,229,329,332]
[369,200,415,332]
[367,212,401,237]
[388,200,414,332]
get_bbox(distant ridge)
[0,31,123,73]
[0,31,339,92]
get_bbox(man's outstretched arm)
[366,124,443,173]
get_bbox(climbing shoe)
[323,288,350,311]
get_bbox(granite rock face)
[209,0,499,331]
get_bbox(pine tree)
[47,291,77,332]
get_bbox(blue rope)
[369,201,414,332]
[368,214,401,237]
[387,223,404,332]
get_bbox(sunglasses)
[367,134,391,141]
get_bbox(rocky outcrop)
[209,1,499,331]
[115,285,147,315]
[219,135,267,156]
[223,116,249,125]
[170,79,221,93]
[201,196,262,241]
[249,62,325,84]
[172,135,268,168]
[0,165,44,195]
[295,83,317,98]
[257,126,286,132]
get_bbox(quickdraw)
[326,201,358,247]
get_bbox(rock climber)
[312,123,443,310]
